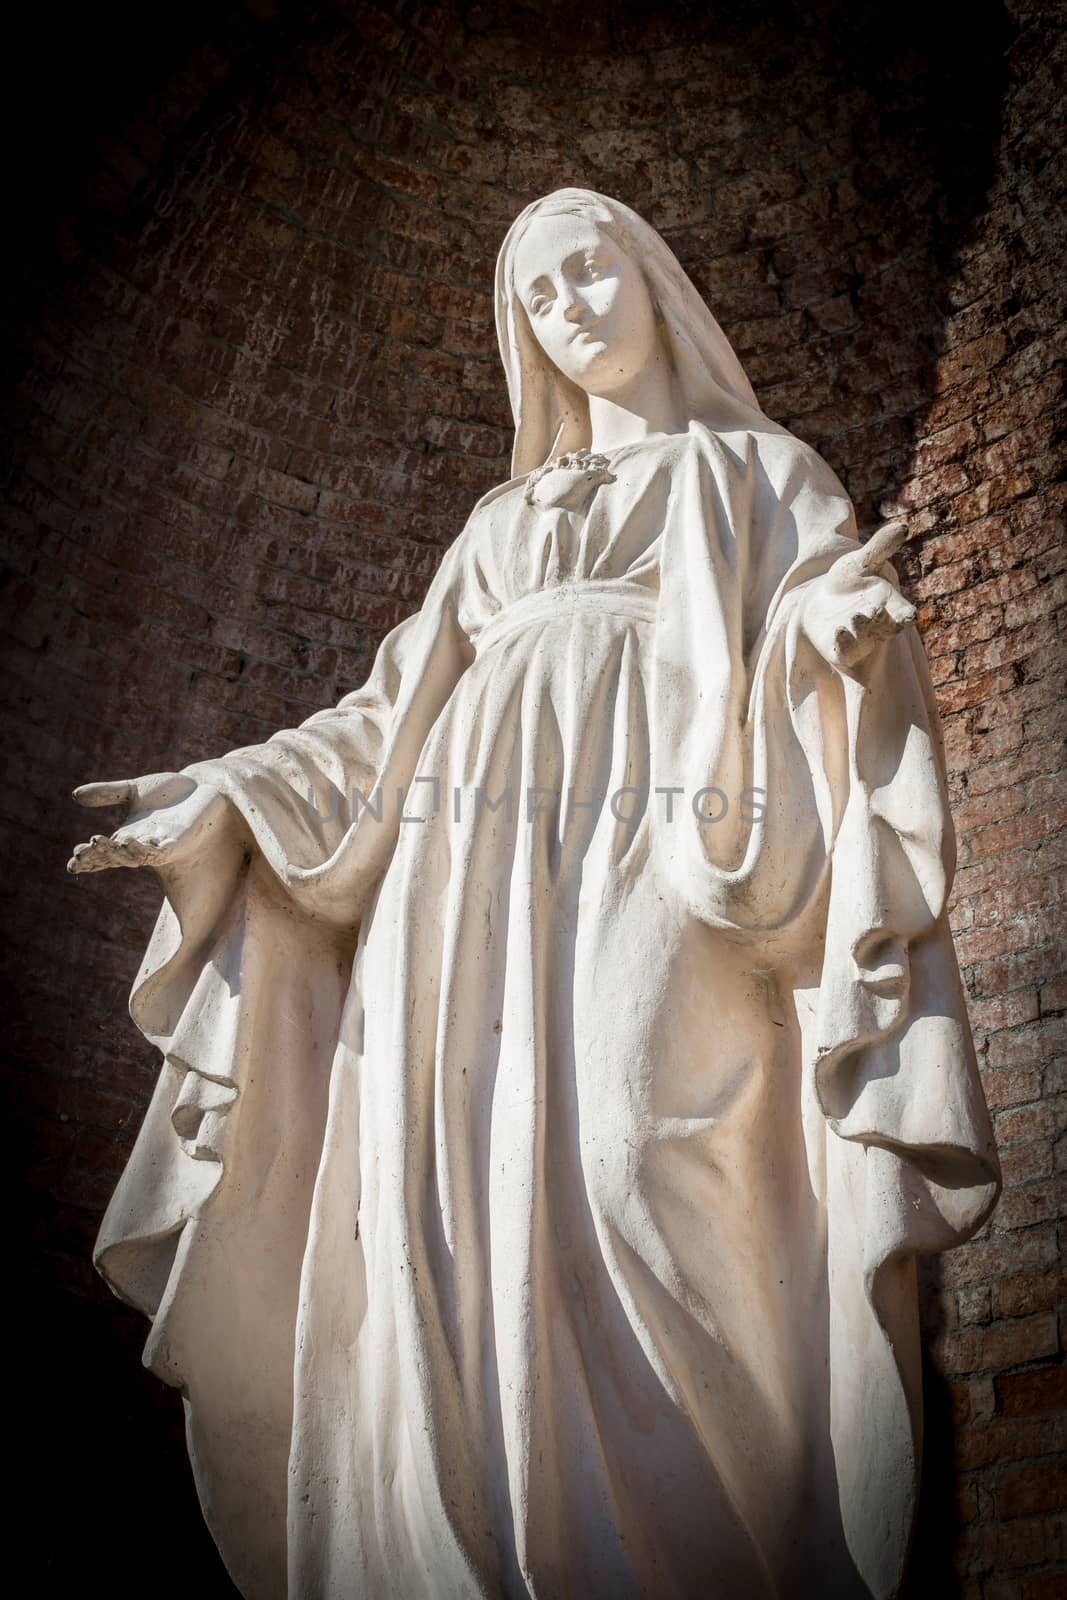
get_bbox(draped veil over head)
[495,187,774,475]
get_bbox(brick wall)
[2,1,1062,1592]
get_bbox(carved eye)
[529,293,552,316]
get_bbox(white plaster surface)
[71,190,999,1600]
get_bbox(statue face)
[512,213,661,399]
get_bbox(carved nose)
[562,300,586,324]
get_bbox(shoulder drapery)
[651,422,999,1596]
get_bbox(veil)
[494,187,776,476]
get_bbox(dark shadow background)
[3,1,1058,1593]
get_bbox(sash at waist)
[472,581,660,655]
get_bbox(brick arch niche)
[3,1,1063,1593]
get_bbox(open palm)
[802,519,917,671]
[68,772,235,875]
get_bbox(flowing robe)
[95,422,998,1600]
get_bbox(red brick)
[998,1141,1054,1187]
[981,1069,1043,1110]
[957,1413,1067,1472]
[942,1226,1060,1289]
[936,1314,1060,1376]
[993,1269,1067,1320]
[1041,975,1067,1015]
[933,330,1012,393]
[985,1021,1065,1076]
[955,915,1055,971]
[1019,1576,1067,1600]
[957,1508,1067,1575]
[962,808,1067,867]
[996,1097,1067,1147]
[994,1176,1067,1233]
[913,418,980,474]
[924,605,1004,661]
[971,870,1067,930]
[961,617,1061,681]
[996,1462,1067,1519]
[997,1365,1067,1418]
[969,990,1042,1034]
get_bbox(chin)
[564,344,616,387]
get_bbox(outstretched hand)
[68,772,236,876]
[801,519,917,672]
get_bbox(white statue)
[70,190,999,1600]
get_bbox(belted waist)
[473,581,659,655]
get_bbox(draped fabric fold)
[94,188,997,1600]
[95,845,356,1599]
[180,528,477,924]
[648,426,998,1592]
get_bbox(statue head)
[495,188,771,477]
[509,206,665,403]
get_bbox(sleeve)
[180,526,476,925]
[93,526,476,1600]
[788,616,999,1598]
[652,425,999,1598]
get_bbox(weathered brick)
[994,1176,1067,1233]
[957,1509,1067,1576]
[997,1365,1067,1418]
[996,1461,1067,1520]
[935,1314,1060,1376]
[999,1141,1054,1190]
[993,1269,1067,1320]
[942,1227,1060,1289]
[1040,974,1067,1015]
[981,1069,1043,1110]
[996,1097,1067,1148]
[969,989,1042,1034]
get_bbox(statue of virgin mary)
[71,189,999,1600]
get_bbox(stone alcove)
[3,1,1062,1592]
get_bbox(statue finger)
[885,592,917,628]
[834,625,858,663]
[848,610,878,635]
[67,834,126,874]
[857,519,910,575]
[857,610,902,645]
[67,837,98,872]
[68,825,165,874]
[837,520,910,580]
[73,780,134,809]
[110,825,166,863]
